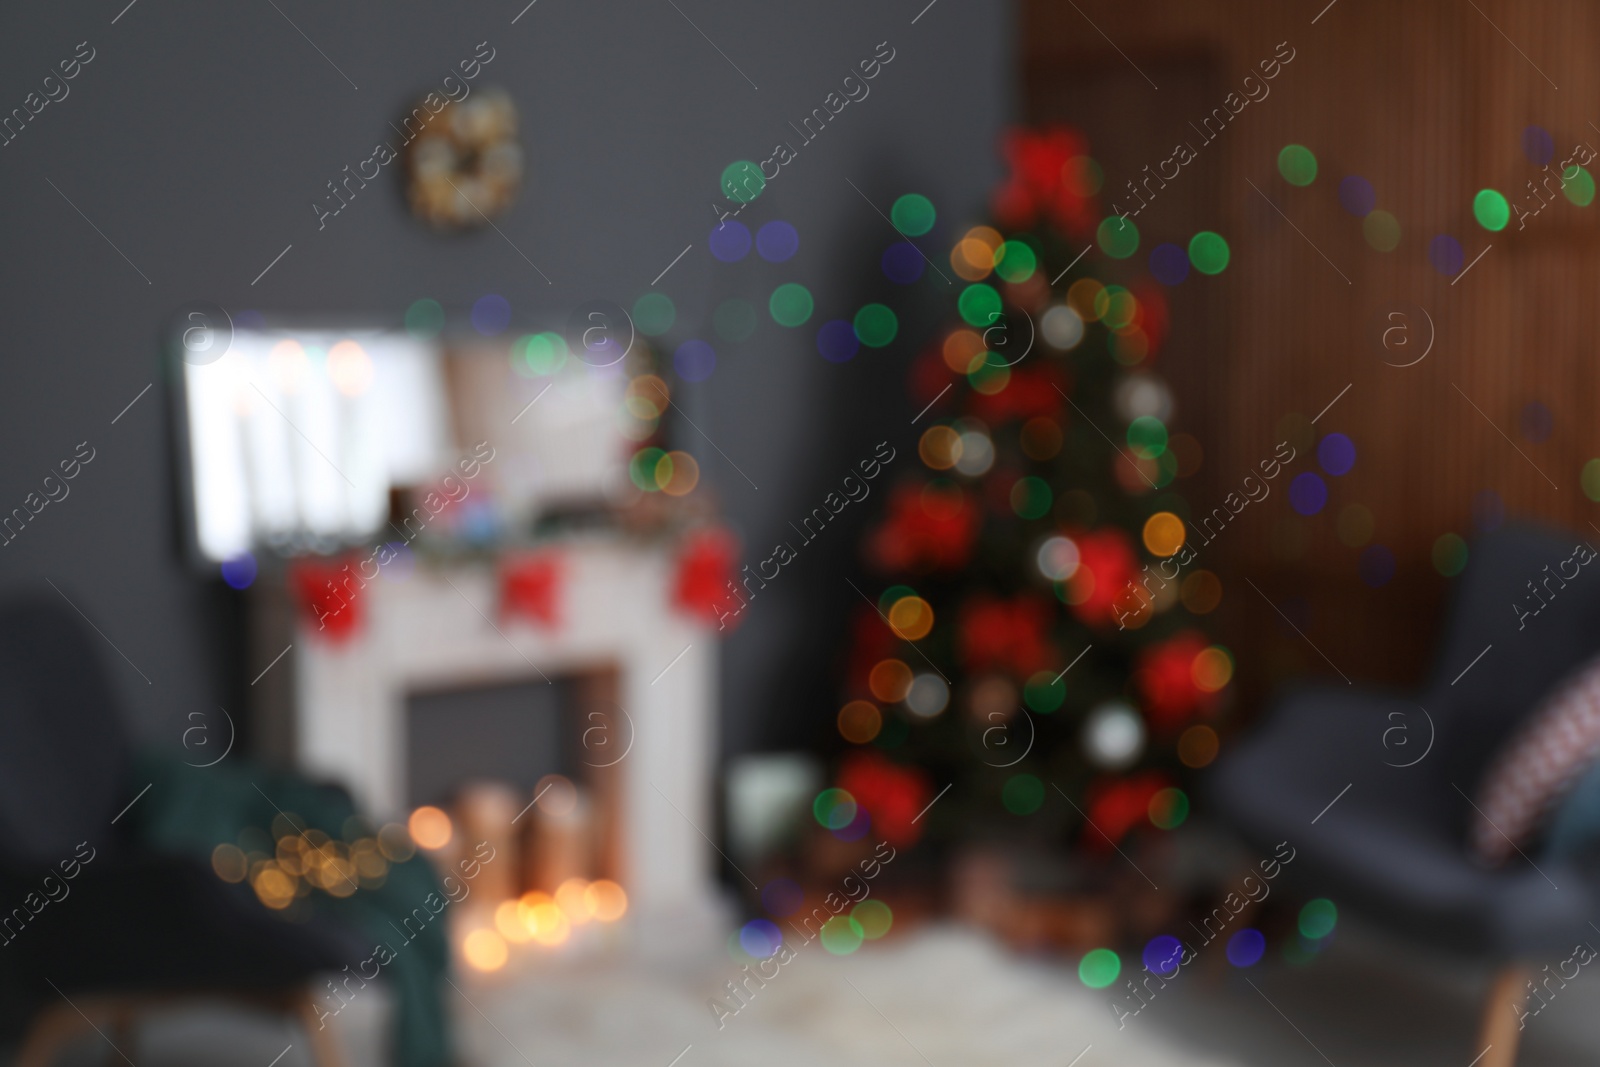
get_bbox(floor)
[32,917,1600,1066]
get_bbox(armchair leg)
[16,1003,92,1067]
[1476,965,1529,1067]
[293,988,347,1067]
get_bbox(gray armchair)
[1211,524,1600,1066]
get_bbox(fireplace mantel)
[288,533,719,929]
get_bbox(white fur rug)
[457,925,1240,1067]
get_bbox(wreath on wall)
[404,88,523,229]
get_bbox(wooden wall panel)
[1023,0,1600,700]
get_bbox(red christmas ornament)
[958,595,1054,677]
[1067,527,1140,629]
[866,483,980,574]
[673,526,739,628]
[836,750,932,847]
[969,365,1069,424]
[288,556,364,643]
[1082,771,1171,849]
[501,553,563,629]
[1135,630,1215,732]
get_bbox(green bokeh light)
[769,283,814,327]
[1432,532,1468,577]
[1079,948,1122,988]
[633,292,676,336]
[1002,773,1045,815]
[1277,144,1318,186]
[1010,475,1053,519]
[721,160,766,204]
[405,298,444,339]
[958,283,1002,328]
[519,332,569,376]
[713,298,757,342]
[1149,787,1189,829]
[853,304,899,347]
[1127,415,1169,459]
[1298,898,1338,940]
[813,787,857,830]
[1188,231,1230,275]
[629,447,667,492]
[994,239,1038,283]
[1473,189,1510,231]
[891,194,937,236]
[820,915,865,955]
[1097,215,1139,259]
[1023,670,1065,713]
[1582,458,1600,501]
[1564,166,1596,207]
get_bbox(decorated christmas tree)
[824,126,1235,860]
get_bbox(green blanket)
[129,751,453,1067]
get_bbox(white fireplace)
[286,533,721,933]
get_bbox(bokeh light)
[769,284,814,327]
[1584,459,1600,502]
[1338,176,1376,216]
[820,915,865,955]
[817,319,860,363]
[994,240,1038,283]
[869,659,914,702]
[854,304,898,347]
[1187,231,1230,274]
[958,283,1002,327]
[1024,670,1066,713]
[1337,504,1374,547]
[1127,416,1168,459]
[740,919,783,958]
[1036,535,1080,581]
[1289,472,1328,515]
[1098,216,1139,259]
[905,674,950,717]
[1150,243,1189,285]
[1180,570,1222,614]
[585,879,628,922]
[221,553,257,590]
[1433,532,1468,576]
[1227,928,1266,967]
[891,193,936,236]
[1564,166,1596,207]
[1473,189,1510,231]
[1078,948,1121,988]
[721,160,765,203]
[1178,724,1219,768]
[1360,544,1396,587]
[408,806,451,850]
[1317,432,1356,475]
[1191,646,1234,691]
[673,340,716,382]
[463,929,508,971]
[659,451,700,496]
[634,294,676,337]
[1277,144,1317,186]
[1144,936,1183,976]
[814,788,858,830]
[882,242,925,284]
[888,595,935,639]
[1299,898,1338,939]
[1002,773,1045,815]
[1523,125,1555,165]
[1041,305,1085,350]
[1362,210,1400,251]
[472,294,511,335]
[1148,787,1189,829]
[1142,512,1186,556]
[1010,476,1053,519]
[838,700,883,744]
[1429,235,1464,277]
[709,220,751,262]
[853,899,893,940]
[328,340,373,396]
[405,298,444,339]
[757,220,799,262]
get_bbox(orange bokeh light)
[407,806,452,851]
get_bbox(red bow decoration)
[673,526,738,628]
[288,555,364,643]
[958,594,1054,677]
[991,126,1097,238]
[501,553,563,629]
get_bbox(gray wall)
[0,1,1011,762]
